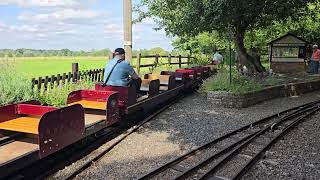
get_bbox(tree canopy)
[137,0,314,73]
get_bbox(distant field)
[0,56,184,79]
[0,57,107,78]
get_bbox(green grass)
[3,57,107,78]
[1,56,187,79]
[201,71,264,93]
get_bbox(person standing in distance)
[212,51,224,69]
[103,48,141,91]
[310,45,320,74]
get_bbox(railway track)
[139,100,320,180]
[4,95,184,180]
[60,97,183,180]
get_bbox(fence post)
[37,77,42,93]
[72,63,79,82]
[168,54,172,65]
[31,78,35,90]
[155,54,159,68]
[179,55,182,68]
[44,76,49,92]
[137,53,141,74]
[57,74,61,87]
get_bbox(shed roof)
[268,32,309,45]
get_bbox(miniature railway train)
[0,65,216,179]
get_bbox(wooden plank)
[140,64,155,68]
[56,74,61,87]
[67,72,71,83]
[155,54,159,68]
[0,141,38,165]
[50,75,55,89]
[44,76,49,92]
[62,73,66,85]
[0,116,40,134]
[68,100,107,110]
[91,70,94,82]
[37,77,42,92]
[31,78,36,90]
[94,69,98,81]
[137,53,141,74]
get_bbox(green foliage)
[36,81,95,107]
[0,63,35,105]
[137,0,312,73]
[201,72,263,93]
[132,47,169,56]
[168,1,320,59]
[0,47,171,58]
[137,0,309,37]
[172,32,229,54]
[191,54,211,66]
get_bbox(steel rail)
[176,104,319,180]
[232,106,320,180]
[198,105,320,180]
[173,130,261,180]
[62,96,183,180]
[138,100,320,180]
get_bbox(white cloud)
[55,30,79,35]
[0,0,80,8]
[18,9,108,24]
[105,23,123,36]
[140,18,156,26]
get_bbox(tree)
[136,0,313,74]
[172,32,228,55]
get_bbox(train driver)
[103,48,142,91]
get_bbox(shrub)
[191,54,211,66]
[0,63,36,105]
[0,61,95,107]
[201,71,263,93]
[36,81,95,107]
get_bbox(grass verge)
[201,71,264,93]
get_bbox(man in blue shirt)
[103,48,141,90]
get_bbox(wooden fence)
[133,54,193,74]
[31,69,105,92]
[31,54,193,92]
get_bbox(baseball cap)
[312,45,318,49]
[114,48,125,55]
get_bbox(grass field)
[1,57,107,78]
[0,56,187,79]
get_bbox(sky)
[0,0,174,51]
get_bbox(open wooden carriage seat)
[67,90,119,127]
[95,84,137,113]
[140,79,160,97]
[161,71,190,85]
[144,74,176,91]
[0,102,85,158]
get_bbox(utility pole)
[123,0,132,61]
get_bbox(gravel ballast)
[51,91,320,180]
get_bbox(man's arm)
[125,61,140,79]
[131,72,140,79]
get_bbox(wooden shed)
[268,33,308,73]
